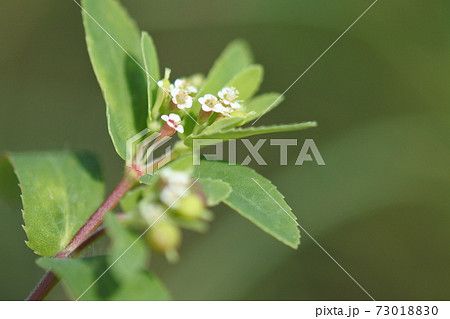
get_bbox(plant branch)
[55,170,137,258]
[26,145,182,300]
[27,167,140,301]
[26,227,106,301]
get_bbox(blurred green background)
[1,0,449,300]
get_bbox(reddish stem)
[27,168,139,301]
[26,271,58,301]
[26,227,107,301]
[55,174,136,258]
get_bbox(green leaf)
[120,186,146,212]
[0,155,21,210]
[195,161,300,248]
[198,178,232,206]
[82,0,147,159]
[1,151,104,256]
[185,122,317,147]
[184,116,245,146]
[36,257,103,300]
[105,215,170,300]
[138,173,158,186]
[225,64,263,101]
[192,39,253,113]
[172,217,209,233]
[202,116,247,134]
[141,31,160,123]
[242,93,285,123]
[104,214,149,282]
[37,255,170,301]
[108,272,171,301]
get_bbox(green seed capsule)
[175,195,204,220]
[147,222,181,254]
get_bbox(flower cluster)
[158,74,244,136]
[199,87,241,117]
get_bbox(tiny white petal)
[187,85,198,94]
[168,113,181,122]
[202,104,212,112]
[231,101,241,109]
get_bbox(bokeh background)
[1,0,449,300]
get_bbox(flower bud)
[175,194,204,220]
[146,222,181,255]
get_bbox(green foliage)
[191,39,253,114]
[0,155,21,210]
[120,186,146,212]
[141,31,160,123]
[37,257,103,300]
[108,272,170,301]
[0,151,104,257]
[1,0,317,301]
[225,64,263,101]
[195,116,247,137]
[242,93,285,122]
[185,122,317,146]
[37,214,170,300]
[104,215,149,282]
[195,161,300,248]
[82,0,147,159]
[198,178,232,206]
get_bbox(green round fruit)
[175,195,204,220]
[147,222,181,254]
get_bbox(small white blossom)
[139,201,165,225]
[218,87,241,109]
[170,88,193,109]
[159,168,192,207]
[198,94,231,117]
[161,113,184,133]
[173,78,198,94]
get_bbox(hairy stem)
[26,227,106,301]
[26,271,58,301]
[27,167,139,301]
[55,171,137,258]
[26,147,181,300]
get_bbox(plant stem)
[26,227,106,301]
[55,172,137,258]
[27,168,139,301]
[26,271,58,301]
[26,145,183,300]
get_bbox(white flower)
[161,113,184,133]
[173,78,198,94]
[198,94,231,117]
[218,87,241,109]
[159,168,192,207]
[139,202,165,225]
[170,88,193,109]
[160,168,191,186]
